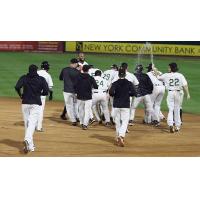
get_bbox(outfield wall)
[65,41,200,57]
[0,41,64,52]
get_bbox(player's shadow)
[90,134,114,144]
[46,116,72,125]
[0,139,24,154]
[14,121,24,126]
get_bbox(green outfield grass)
[0,52,199,114]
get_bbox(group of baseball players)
[15,52,190,153]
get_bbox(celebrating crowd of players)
[15,52,190,153]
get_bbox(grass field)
[0,52,199,114]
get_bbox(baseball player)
[129,65,153,125]
[15,64,49,153]
[60,53,88,120]
[36,61,53,132]
[59,58,80,126]
[77,52,88,72]
[88,64,102,77]
[146,63,165,126]
[112,63,139,86]
[74,65,98,130]
[109,68,135,147]
[157,63,190,133]
[112,63,139,124]
[102,64,119,86]
[92,70,110,125]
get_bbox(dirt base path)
[0,97,199,157]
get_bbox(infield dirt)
[0,97,199,157]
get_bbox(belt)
[93,91,107,93]
[169,90,180,92]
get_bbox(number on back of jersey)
[169,78,180,86]
[96,80,104,87]
[103,73,111,81]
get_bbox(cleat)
[36,128,44,132]
[105,122,111,127]
[60,115,67,120]
[89,118,96,125]
[169,126,175,133]
[82,125,88,130]
[153,120,160,127]
[76,118,80,123]
[23,140,30,154]
[117,136,125,147]
[129,120,134,126]
[72,122,77,126]
[174,127,180,132]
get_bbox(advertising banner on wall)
[0,41,64,52]
[65,41,200,57]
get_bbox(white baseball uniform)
[112,71,139,86]
[158,72,188,128]
[102,69,118,119]
[22,104,40,150]
[37,69,53,131]
[89,68,102,77]
[77,99,92,126]
[102,69,118,87]
[147,71,165,122]
[92,76,110,122]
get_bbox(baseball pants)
[92,92,110,122]
[113,108,129,137]
[130,95,153,123]
[36,96,46,130]
[63,92,77,123]
[77,99,92,126]
[22,104,40,150]
[150,86,165,122]
[167,91,181,127]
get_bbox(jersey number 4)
[169,78,180,86]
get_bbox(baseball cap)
[135,64,143,72]
[70,58,79,64]
[82,65,90,72]
[41,61,50,70]
[111,64,118,70]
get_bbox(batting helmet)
[169,63,178,72]
[95,70,102,76]
[41,61,50,71]
[135,64,143,73]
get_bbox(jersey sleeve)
[48,74,54,88]
[181,74,188,86]
[158,73,166,81]
[132,74,139,85]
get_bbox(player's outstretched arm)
[183,85,190,100]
